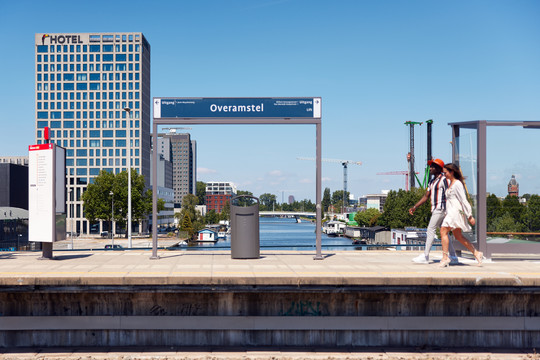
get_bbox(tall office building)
[158,133,197,207]
[35,33,151,235]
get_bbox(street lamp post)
[123,107,132,248]
[110,190,114,246]
[68,188,73,249]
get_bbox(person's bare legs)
[439,227,451,267]
[452,228,483,264]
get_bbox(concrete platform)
[0,249,539,349]
[0,249,539,287]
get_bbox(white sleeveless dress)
[441,180,473,232]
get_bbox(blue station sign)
[154,97,321,119]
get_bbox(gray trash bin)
[230,195,260,259]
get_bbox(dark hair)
[444,163,464,182]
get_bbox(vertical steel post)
[151,121,159,259]
[314,121,323,260]
[410,124,415,189]
[477,121,488,257]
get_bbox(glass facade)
[35,32,151,235]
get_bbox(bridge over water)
[259,211,316,218]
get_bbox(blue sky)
[1,0,540,202]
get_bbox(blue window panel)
[64,83,74,90]
[50,111,61,119]
[63,121,74,128]
[76,168,87,175]
[37,45,48,53]
[63,111,74,119]
[76,149,87,156]
[76,159,87,166]
[89,140,100,147]
[89,45,100,52]
[102,140,113,147]
[63,73,74,81]
[102,130,113,138]
[37,112,48,119]
[89,130,100,137]
[102,45,113,52]
[76,83,87,90]
[103,64,113,71]
[115,130,126,137]
[90,168,100,176]
[116,64,126,71]
[102,54,113,62]
[37,121,48,128]
[66,159,74,166]
[115,140,126,147]
[89,74,100,81]
[50,121,61,128]
[115,54,126,61]
[89,83,100,90]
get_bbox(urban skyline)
[1,1,540,202]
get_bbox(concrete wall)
[0,285,538,349]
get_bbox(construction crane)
[297,157,362,208]
[376,171,419,191]
[404,121,423,189]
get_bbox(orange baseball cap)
[428,158,444,169]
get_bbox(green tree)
[259,193,277,211]
[522,195,540,231]
[486,194,503,232]
[354,208,381,227]
[502,195,525,225]
[378,188,430,229]
[205,209,219,225]
[236,190,254,206]
[491,212,524,232]
[196,181,206,205]
[82,170,116,223]
[82,169,163,234]
[180,213,194,237]
[174,194,205,239]
[322,188,331,212]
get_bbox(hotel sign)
[154,98,322,119]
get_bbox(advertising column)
[28,143,66,258]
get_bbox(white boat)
[322,221,346,236]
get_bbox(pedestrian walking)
[408,159,458,264]
[439,163,483,267]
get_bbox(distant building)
[508,175,519,197]
[288,195,295,204]
[365,190,389,212]
[0,156,29,166]
[0,163,28,210]
[205,182,237,213]
[158,133,197,207]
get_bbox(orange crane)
[376,171,419,191]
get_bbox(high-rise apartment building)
[206,182,237,213]
[35,32,151,235]
[158,133,196,207]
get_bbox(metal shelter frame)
[151,98,324,260]
[449,120,540,258]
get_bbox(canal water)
[184,217,356,251]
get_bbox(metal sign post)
[151,97,323,260]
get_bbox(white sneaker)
[450,256,459,265]
[412,254,429,264]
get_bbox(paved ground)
[1,248,539,358]
[0,248,539,286]
[0,347,538,360]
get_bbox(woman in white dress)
[439,163,483,267]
